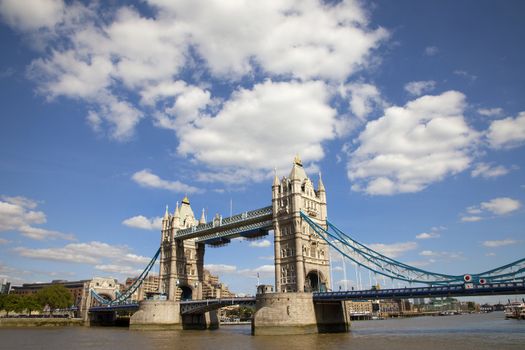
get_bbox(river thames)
[1,312,523,350]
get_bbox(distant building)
[344,300,373,319]
[0,279,10,294]
[10,277,119,316]
[125,274,160,300]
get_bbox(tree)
[36,285,73,314]
[3,294,23,316]
[22,295,43,315]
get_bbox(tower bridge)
[88,155,525,334]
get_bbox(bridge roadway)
[89,281,525,314]
[174,206,273,245]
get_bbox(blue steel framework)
[90,207,525,307]
[300,212,525,285]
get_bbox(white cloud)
[0,238,10,244]
[480,197,521,215]
[340,82,384,121]
[249,240,271,248]
[5,0,387,146]
[176,80,338,182]
[461,216,483,222]
[461,197,521,222]
[487,111,525,149]
[348,91,479,195]
[416,232,440,240]
[477,108,503,117]
[368,241,417,258]
[13,241,150,266]
[0,0,64,31]
[132,169,201,194]
[0,195,74,240]
[122,215,162,231]
[424,46,439,56]
[148,0,387,81]
[482,239,518,248]
[485,252,496,257]
[204,264,237,274]
[471,162,509,179]
[1,195,38,209]
[404,80,436,97]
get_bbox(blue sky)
[0,0,524,297]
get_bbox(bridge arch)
[178,285,193,300]
[305,270,327,292]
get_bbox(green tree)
[22,295,43,315]
[36,285,73,314]
[4,294,23,316]
[0,294,6,311]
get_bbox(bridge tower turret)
[272,156,331,293]
[159,197,204,301]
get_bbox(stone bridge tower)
[159,197,206,301]
[272,156,330,293]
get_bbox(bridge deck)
[89,282,525,313]
[174,206,273,244]
[313,281,525,301]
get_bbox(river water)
[1,312,523,350]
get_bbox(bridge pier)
[88,310,117,327]
[181,311,219,330]
[130,300,181,330]
[251,292,350,335]
[129,299,219,330]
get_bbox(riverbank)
[0,317,84,327]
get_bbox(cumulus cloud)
[2,0,387,148]
[348,91,479,195]
[176,80,339,182]
[249,240,271,248]
[132,169,201,194]
[480,197,521,215]
[368,241,417,258]
[416,232,440,240]
[487,111,525,149]
[471,162,509,179]
[122,215,162,231]
[461,197,521,222]
[0,0,64,31]
[147,0,387,80]
[0,195,74,240]
[482,239,518,248]
[404,80,436,97]
[339,82,384,121]
[477,107,503,117]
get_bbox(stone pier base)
[181,311,219,330]
[251,292,350,335]
[129,300,219,330]
[130,300,181,330]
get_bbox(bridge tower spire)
[272,156,330,293]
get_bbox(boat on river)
[504,300,525,319]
